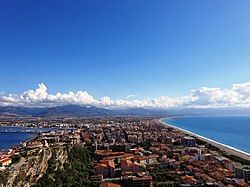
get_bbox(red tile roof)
[100,182,121,187]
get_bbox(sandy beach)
[159,119,250,162]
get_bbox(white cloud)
[100,96,112,106]
[21,83,48,101]
[1,82,250,108]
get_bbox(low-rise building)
[0,157,11,166]
[235,165,250,182]
[100,182,121,187]
[181,136,196,147]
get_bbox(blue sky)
[0,0,250,102]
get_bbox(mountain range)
[0,105,168,117]
[0,105,250,117]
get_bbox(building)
[121,160,142,174]
[181,136,196,147]
[146,154,158,165]
[0,157,12,166]
[100,182,121,187]
[235,165,250,182]
[123,175,153,187]
[95,160,115,178]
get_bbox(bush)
[12,154,21,164]
[35,145,95,187]
[0,171,8,186]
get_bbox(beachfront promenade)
[159,119,250,162]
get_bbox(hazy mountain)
[0,106,31,116]
[112,107,168,116]
[0,105,167,117]
[0,105,250,117]
[0,106,48,116]
[36,105,114,117]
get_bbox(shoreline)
[0,126,52,151]
[159,118,250,162]
[0,132,37,151]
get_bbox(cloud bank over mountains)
[0,82,250,108]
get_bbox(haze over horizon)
[1,1,250,108]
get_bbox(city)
[0,117,249,186]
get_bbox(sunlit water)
[162,116,250,153]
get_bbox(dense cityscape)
[0,117,249,187]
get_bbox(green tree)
[35,145,95,187]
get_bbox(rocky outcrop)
[5,145,69,187]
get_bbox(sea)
[162,116,250,154]
[0,126,58,150]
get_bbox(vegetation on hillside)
[0,171,8,186]
[150,168,181,187]
[11,154,21,164]
[34,145,97,187]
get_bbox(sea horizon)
[161,116,250,155]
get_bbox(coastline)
[0,126,40,150]
[0,132,37,151]
[159,118,250,162]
